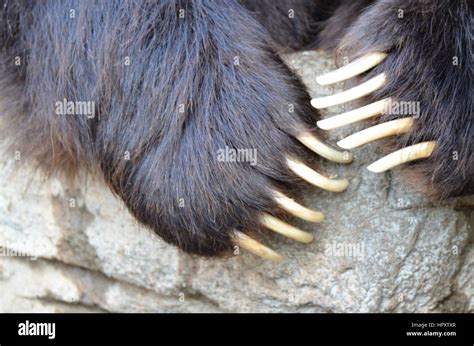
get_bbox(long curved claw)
[232,230,283,262]
[233,53,387,262]
[273,190,324,223]
[316,52,388,86]
[297,132,353,163]
[260,213,314,243]
[311,73,386,109]
[286,158,349,192]
[317,98,390,130]
[367,141,436,173]
[337,117,414,150]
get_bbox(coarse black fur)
[336,0,473,199]
[0,0,472,257]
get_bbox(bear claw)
[312,52,435,173]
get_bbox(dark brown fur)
[336,0,473,199]
[0,0,472,257]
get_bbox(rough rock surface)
[0,51,472,313]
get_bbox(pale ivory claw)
[273,191,324,223]
[311,73,386,109]
[232,230,283,262]
[367,141,436,173]
[297,132,353,163]
[337,117,414,150]
[317,98,390,130]
[260,213,314,243]
[287,158,349,192]
[316,52,388,86]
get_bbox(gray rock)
[0,50,472,312]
